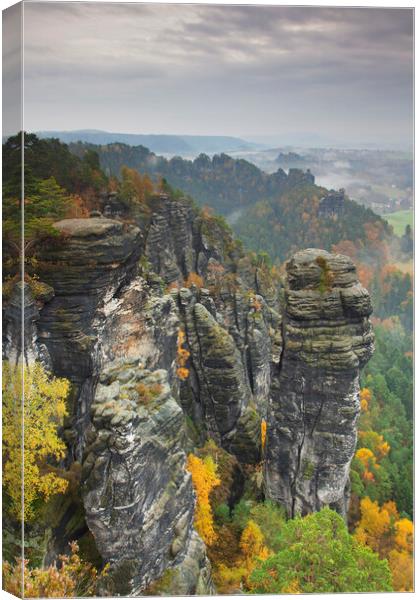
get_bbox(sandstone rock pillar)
[265,249,374,517]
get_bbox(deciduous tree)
[2,362,70,520]
[186,454,220,545]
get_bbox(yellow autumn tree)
[2,361,70,520]
[389,517,414,591]
[358,431,390,460]
[354,497,391,555]
[394,518,414,553]
[186,454,220,545]
[388,518,414,592]
[388,549,413,592]
[354,497,414,591]
[382,500,399,520]
[214,519,270,592]
[176,328,190,381]
[282,579,301,594]
[240,520,269,571]
[120,166,154,206]
[354,448,378,482]
[359,388,371,412]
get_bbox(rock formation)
[265,249,374,518]
[3,194,374,595]
[34,215,213,594]
[82,364,212,595]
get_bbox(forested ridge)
[2,133,413,595]
[68,140,317,216]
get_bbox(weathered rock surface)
[142,196,283,463]
[174,280,281,463]
[29,213,214,595]
[36,218,144,457]
[2,282,52,367]
[181,296,259,462]
[2,191,374,596]
[265,249,374,518]
[82,364,211,595]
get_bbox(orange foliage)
[202,205,214,220]
[64,195,91,219]
[394,518,414,553]
[354,497,391,555]
[250,295,263,312]
[184,272,204,288]
[166,281,179,292]
[206,261,226,295]
[108,176,119,193]
[261,419,267,452]
[380,264,401,294]
[121,166,155,204]
[186,454,220,545]
[389,518,414,590]
[364,221,382,242]
[2,542,102,598]
[354,495,414,591]
[176,328,190,380]
[177,367,189,381]
[207,261,225,277]
[357,263,374,289]
[332,240,358,260]
[213,520,270,593]
[382,501,399,520]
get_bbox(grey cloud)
[19,2,413,146]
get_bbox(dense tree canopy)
[248,508,392,593]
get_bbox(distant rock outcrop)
[318,189,345,218]
[265,249,374,518]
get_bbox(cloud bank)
[20,2,413,146]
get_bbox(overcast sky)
[15,2,414,147]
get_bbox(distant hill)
[31,134,393,265]
[233,184,392,264]
[36,129,258,155]
[67,140,316,216]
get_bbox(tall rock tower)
[265,249,374,518]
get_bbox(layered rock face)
[3,281,53,367]
[265,249,374,518]
[32,215,212,594]
[26,203,272,594]
[36,218,144,457]
[82,364,211,595]
[143,196,283,462]
[3,191,374,595]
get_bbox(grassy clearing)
[383,209,413,237]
